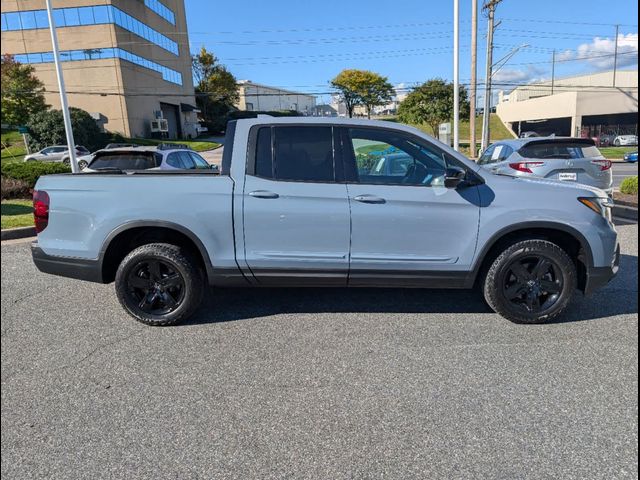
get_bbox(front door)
[341,127,481,286]
[242,125,350,285]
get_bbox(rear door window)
[253,126,335,182]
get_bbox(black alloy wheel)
[502,255,564,314]
[126,259,186,315]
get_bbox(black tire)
[483,240,577,324]
[62,157,70,164]
[78,160,88,170]
[115,243,204,326]
[614,139,621,146]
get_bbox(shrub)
[26,107,104,152]
[0,176,30,200]
[620,176,638,195]
[1,161,70,189]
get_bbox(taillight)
[33,190,50,234]
[509,161,545,173]
[591,159,612,171]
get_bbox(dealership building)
[1,0,199,139]
[497,70,638,139]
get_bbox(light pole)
[45,0,79,173]
[453,0,460,151]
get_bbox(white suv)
[84,145,218,172]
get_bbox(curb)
[613,205,638,221]
[1,226,36,241]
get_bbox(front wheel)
[483,240,577,324]
[78,159,88,170]
[115,243,205,326]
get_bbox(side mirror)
[444,167,466,189]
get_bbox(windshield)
[89,152,161,170]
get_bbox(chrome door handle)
[353,195,386,204]
[249,190,279,199]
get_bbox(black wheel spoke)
[159,273,181,288]
[129,275,151,289]
[510,262,532,282]
[540,279,561,294]
[505,283,526,300]
[138,292,155,310]
[533,258,552,279]
[162,291,178,309]
[148,261,162,281]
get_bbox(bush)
[0,176,30,200]
[620,176,638,195]
[1,161,70,189]
[26,107,104,152]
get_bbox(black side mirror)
[444,167,466,189]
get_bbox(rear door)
[242,125,351,285]
[341,127,481,285]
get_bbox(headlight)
[578,196,614,221]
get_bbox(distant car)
[623,151,638,163]
[24,145,89,163]
[614,135,638,146]
[593,134,616,147]
[84,146,218,173]
[519,131,540,138]
[478,137,613,195]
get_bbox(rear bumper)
[584,243,620,295]
[31,242,104,283]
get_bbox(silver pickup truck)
[31,117,620,326]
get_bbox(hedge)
[1,161,70,189]
[620,176,638,196]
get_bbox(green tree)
[192,47,239,132]
[1,54,48,127]
[26,107,104,152]
[398,79,470,135]
[331,69,395,119]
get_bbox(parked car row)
[24,144,218,172]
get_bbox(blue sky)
[184,0,638,103]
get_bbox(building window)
[1,5,179,55]
[144,0,176,25]
[13,47,182,86]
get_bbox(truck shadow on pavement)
[185,253,638,326]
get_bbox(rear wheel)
[483,240,577,324]
[78,159,89,170]
[115,243,204,326]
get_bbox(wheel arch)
[471,222,594,292]
[99,221,214,284]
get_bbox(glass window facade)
[13,48,182,85]
[144,0,176,25]
[1,5,179,55]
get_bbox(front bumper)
[31,242,104,283]
[584,243,621,295]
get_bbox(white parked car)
[24,145,90,163]
[613,135,638,146]
[84,145,218,172]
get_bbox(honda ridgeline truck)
[31,117,620,326]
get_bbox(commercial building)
[235,81,316,114]
[497,70,638,138]
[1,0,199,139]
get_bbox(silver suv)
[84,145,218,172]
[24,145,90,163]
[478,138,613,195]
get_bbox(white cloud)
[493,65,546,84]
[566,33,638,69]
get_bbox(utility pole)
[470,0,478,158]
[612,24,619,87]
[45,0,79,173]
[551,49,556,95]
[453,0,460,151]
[481,0,501,153]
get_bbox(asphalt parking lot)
[2,223,638,479]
